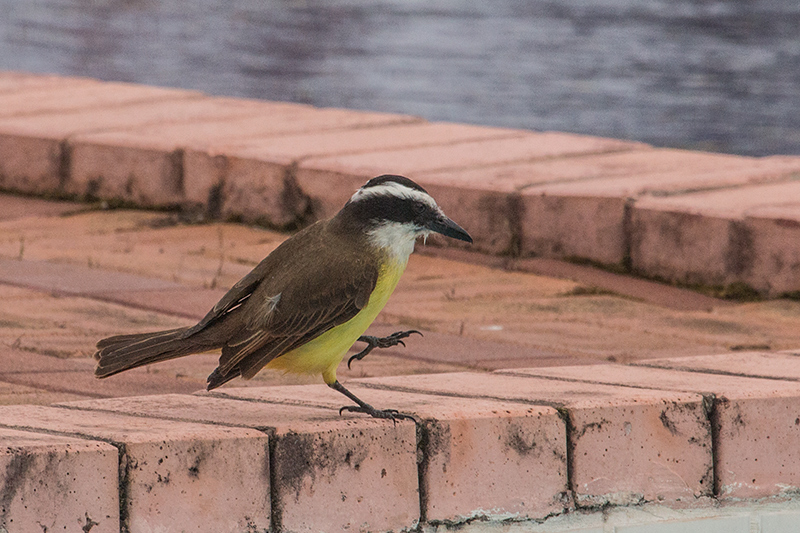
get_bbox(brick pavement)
[2,71,800,531]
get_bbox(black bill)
[427,215,473,243]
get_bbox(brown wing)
[206,225,379,387]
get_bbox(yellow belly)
[265,258,407,384]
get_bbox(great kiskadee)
[94,175,472,419]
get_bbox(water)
[2,0,800,156]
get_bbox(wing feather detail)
[206,223,380,384]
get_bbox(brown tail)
[94,327,209,378]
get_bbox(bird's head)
[339,175,473,259]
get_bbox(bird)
[94,174,473,420]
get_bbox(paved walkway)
[2,72,800,532]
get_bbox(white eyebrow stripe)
[350,182,438,208]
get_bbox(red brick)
[0,427,119,532]
[0,380,89,406]
[0,97,271,193]
[61,393,420,533]
[503,362,800,499]
[636,351,800,382]
[355,323,579,371]
[519,153,800,266]
[0,404,270,532]
[631,180,800,296]
[67,106,417,206]
[0,79,199,118]
[501,254,726,312]
[183,122,515,227]
[415,150,800,266]
[295,133,641,222]
[0,352,207,398]
[94,287,227,320]
[0,257,180,295]
[420,147,727,191]
[340,372,711,507]
[521,191,628,264]
[212,384,568,522]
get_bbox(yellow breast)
[265,257,407,383]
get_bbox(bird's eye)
[412,202,426,215]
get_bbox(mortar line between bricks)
[0,375,108,398]
[56,96,213,141]
[208,390,352,413]
[87,293,206,320]
[354,381,570,410]
[699,394,722,498]
[238,115,425,141]
[0,369,90,375]
[0,279,204,320]
[494,370,710,393]
[53,402,285,432]
[3,93,206,121]
[0,420,121,446]
[0,419,131,532]
[631,361,800,382]
[289,130,529,167]
[386,144,644,176]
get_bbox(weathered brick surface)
[502,363,800,499]
[513,151,799,265]
[630,179,800,296]
[636,351,800,383]
[61,393,420,533]
[0,427,119,533]
[421,151,800,266]
[365,373,709,506]
[295,132,640,219]
[421,148,735,189]
[213,384,568,522]
[2,72,800,293]
[67,106,417,205]
[0,405,271,532]
[0,97,271,194]
[0,79,198,118]
[219,374,711,508]
[521,191,628,264]
[183,122,516,227]
[513,154,776,265]
[0,256,181,295]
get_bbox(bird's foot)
[339,404,416,423]
[348,330,423,369]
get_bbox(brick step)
[3,353,800,531]
[1,71,799,295]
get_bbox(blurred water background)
[1,0,799,156]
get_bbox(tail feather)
[206,367,241,390]
[94,327,206,378]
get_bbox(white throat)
[366,222,425,263]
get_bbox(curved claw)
[347,350,369,370]
[338,405,417,423]
[348,330,424,370]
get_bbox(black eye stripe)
[349,195,430,225]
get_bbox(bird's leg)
[347,330,422,369]
[329,380,415,422]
